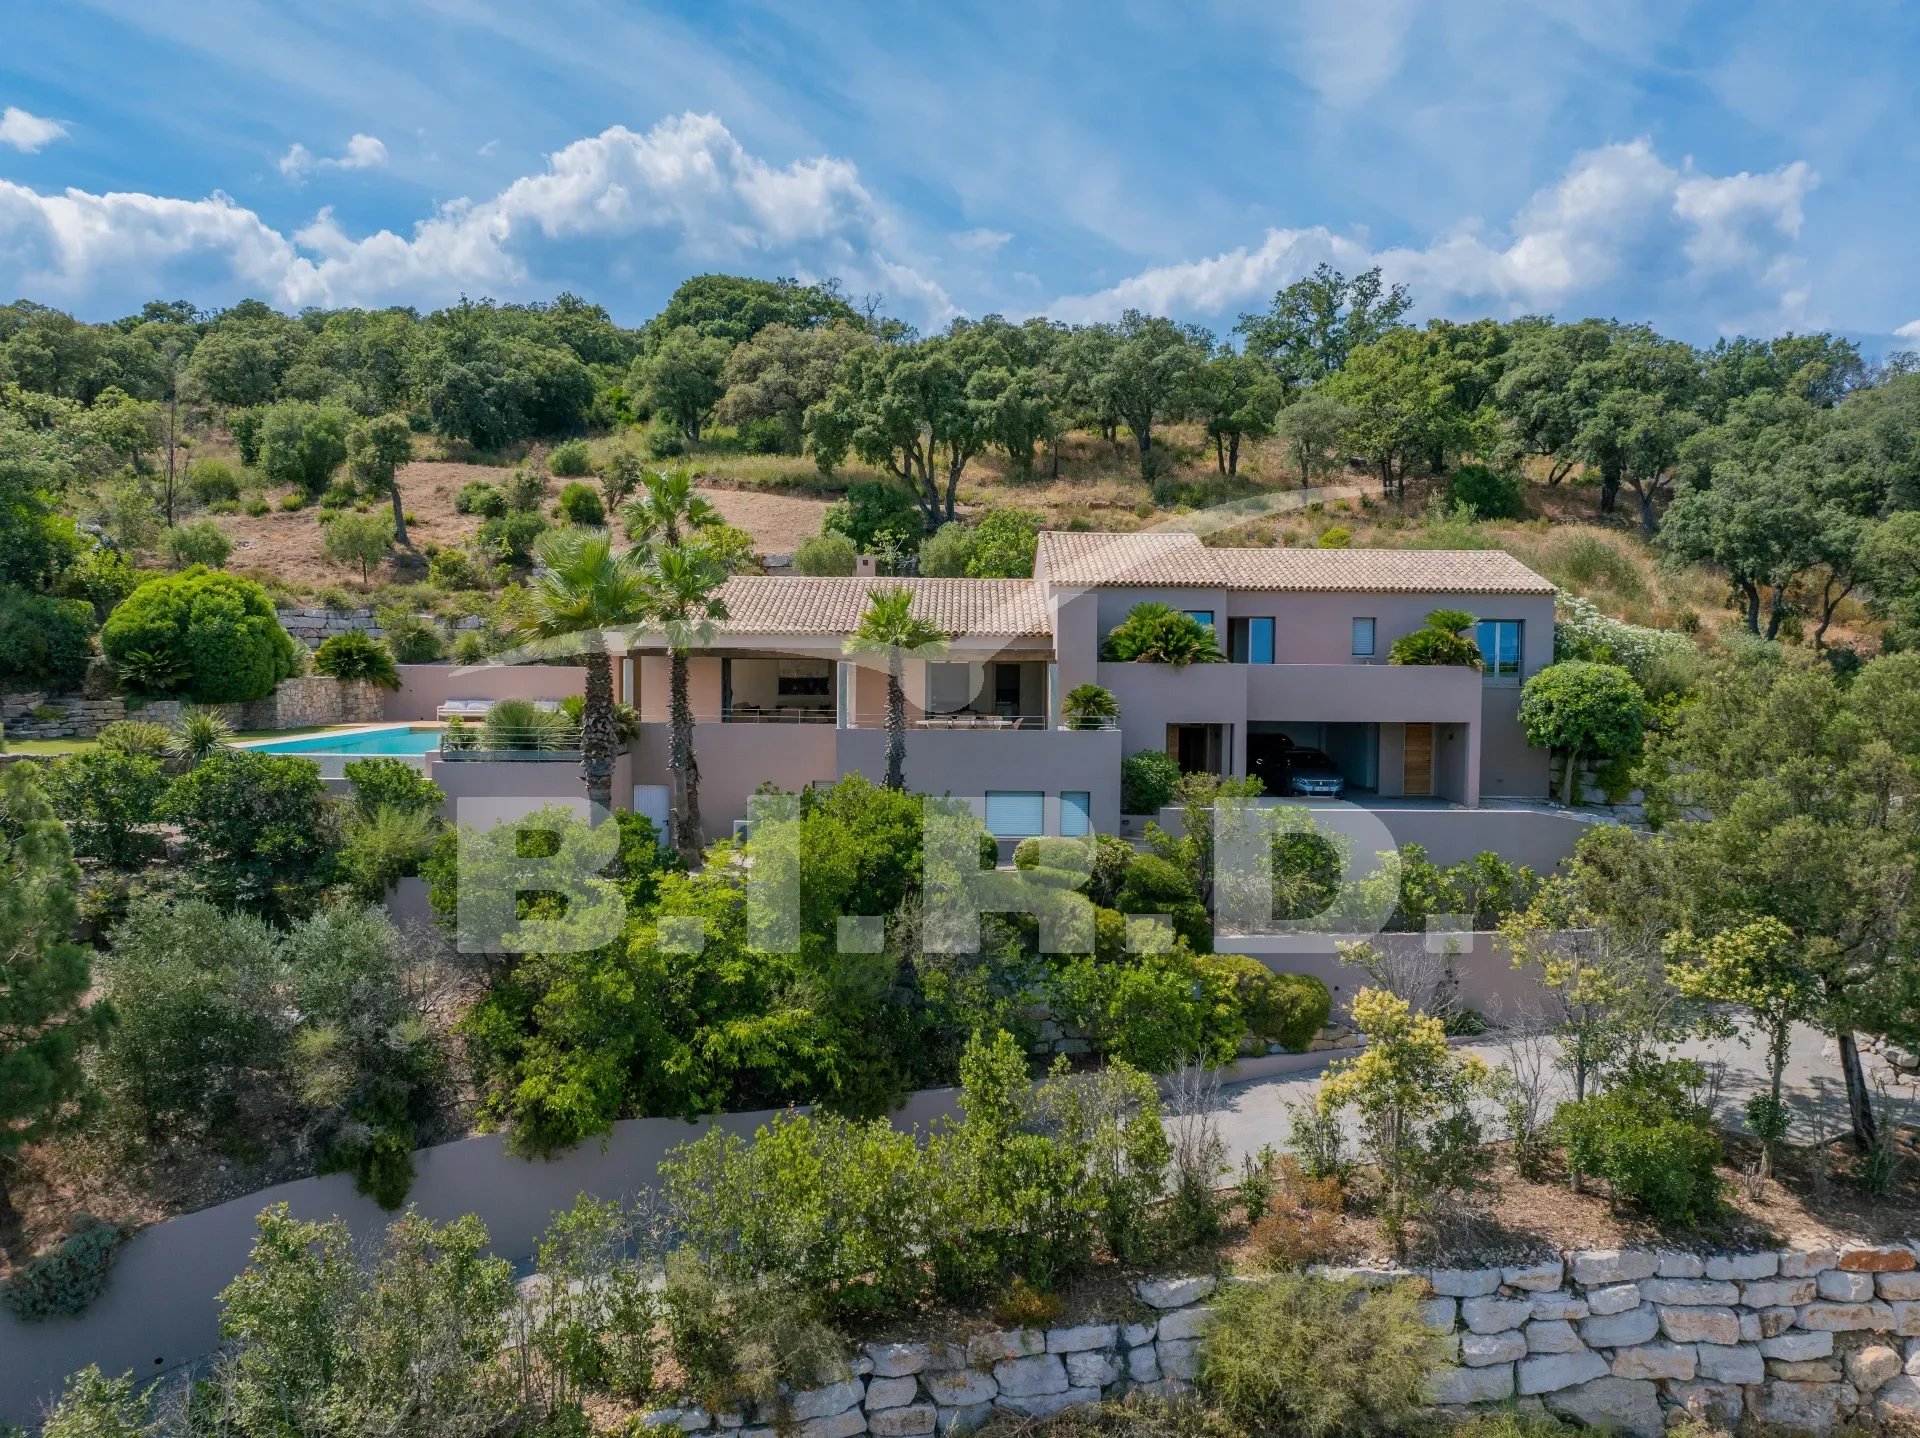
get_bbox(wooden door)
[1402,723,1433,796]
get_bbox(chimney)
[854,553,879,577]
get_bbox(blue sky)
[2,0,1917,354]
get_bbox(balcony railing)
[909,712,1047,731]
[720,706,835,724]
[439,719,584,759]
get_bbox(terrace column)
[836,660,855,728]
[1046,662,1060,729]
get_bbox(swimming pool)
[247,726,442,755]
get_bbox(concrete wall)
[1229,930,1551,1021]
[1145,801,1602,874]
[426,752,590,824]
[835,726,1124,839]
[383,664,586,722]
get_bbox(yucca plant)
[95,720,172,757]
[167,705,234,769]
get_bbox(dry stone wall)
[632,1243,1920,1437]
[275,606,486,649]
[1,676,383,739]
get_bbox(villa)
[564,531,1568,863]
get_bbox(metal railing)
[908,713,1047,731]
[439,720,584,757]
[719,706,836,724]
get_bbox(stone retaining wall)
[276,606,486,649]
[1,676,383,739]
[635,1244,1920,1437]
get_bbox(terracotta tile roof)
[711,577,1052,637]
[1035,530,1553,595]
[1210,547,1556,595]
[1035,530,1225,587]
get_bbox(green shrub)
[1317,526,1352,548]
[823,480,923,554]
[340,812,432,900]
[1200,957,1330,1051]
[344,756,445,818]
[1447,463,1524,519]
[0,589,95,691]
[964,507,1043,578]
[2,1221,123,1320]
[554,481,605,526]
[794,530,858,576]
[1553,1066,1723,1222]
[454,480,507,517]
[478,510,550,568]
[244,497,272,517]
[43,748,169,868]
[52,546,145,621]
[1198,1274,1445,1438]
[482,696,573,749]
[916,521,974,577]
[380,611,445,663]
[278,490,306,512]
[1013,835,1098,872]
[1061,948,1242,1071]
[1062,683,1119,730]
[548,439,592,476]
[645,414,685,459]
[185,457,243,505]
[162,519,234,569]
[317,481,358,510]
[41,1364,155,1435]
[159,749,341,916]
[167,704,234,768]
[313,630,401,688]
[101,568,301,703]
[1121,749,1182,814]
[427,545,495,590]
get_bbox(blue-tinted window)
[1060,791,1092,837]
[1184,609,1215,630]
[1229,616,1275,663]
[1476,620,1523,682]
[1351,617,1376,657]
[985,790,1044,837]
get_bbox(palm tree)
[643,541,730,866]
[844,586,947,790]
[520,527,649,817]
[624,465,721,548]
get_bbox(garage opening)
[1248,721,1379,797]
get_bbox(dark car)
[1282,747,1346,799]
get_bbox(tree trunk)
[389,473,410,548]
[1598,457,1621,514]
[1214,435,1225,474]
[1739,580,1762,635]
[580,647,618,828]
[1838,1029,1879,1150]
[165,393,178,526]
[1562,748,1580,806]
[1814,577,1852,651]
[668,649,702,867]
[884,652,906,790]
[1228,433,1241,476]
[1636,485,1658,536]
[1764,586,1787,640]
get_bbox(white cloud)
[0,106,68,153]
[0,112,956,324]
[1048,139,1819,330]
[477,139,501,158]
[279,132,390,181]
[1896,320,1920,341]
[953,228,1012,253]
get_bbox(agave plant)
[167,704,234,768]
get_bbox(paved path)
[1199,1023,1883,1170]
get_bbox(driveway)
[1200,1023,1894,1170]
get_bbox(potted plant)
[1061,683,1120,730]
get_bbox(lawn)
[2,726,345,756]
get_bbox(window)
[1060,791,1091,837]
[1184,609,1215,631]
[985,790,1044,837]
[927,662,974,713]
[1227,616,1274,664]
[1351,617,1376,658]
[1476,620,1523,682]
